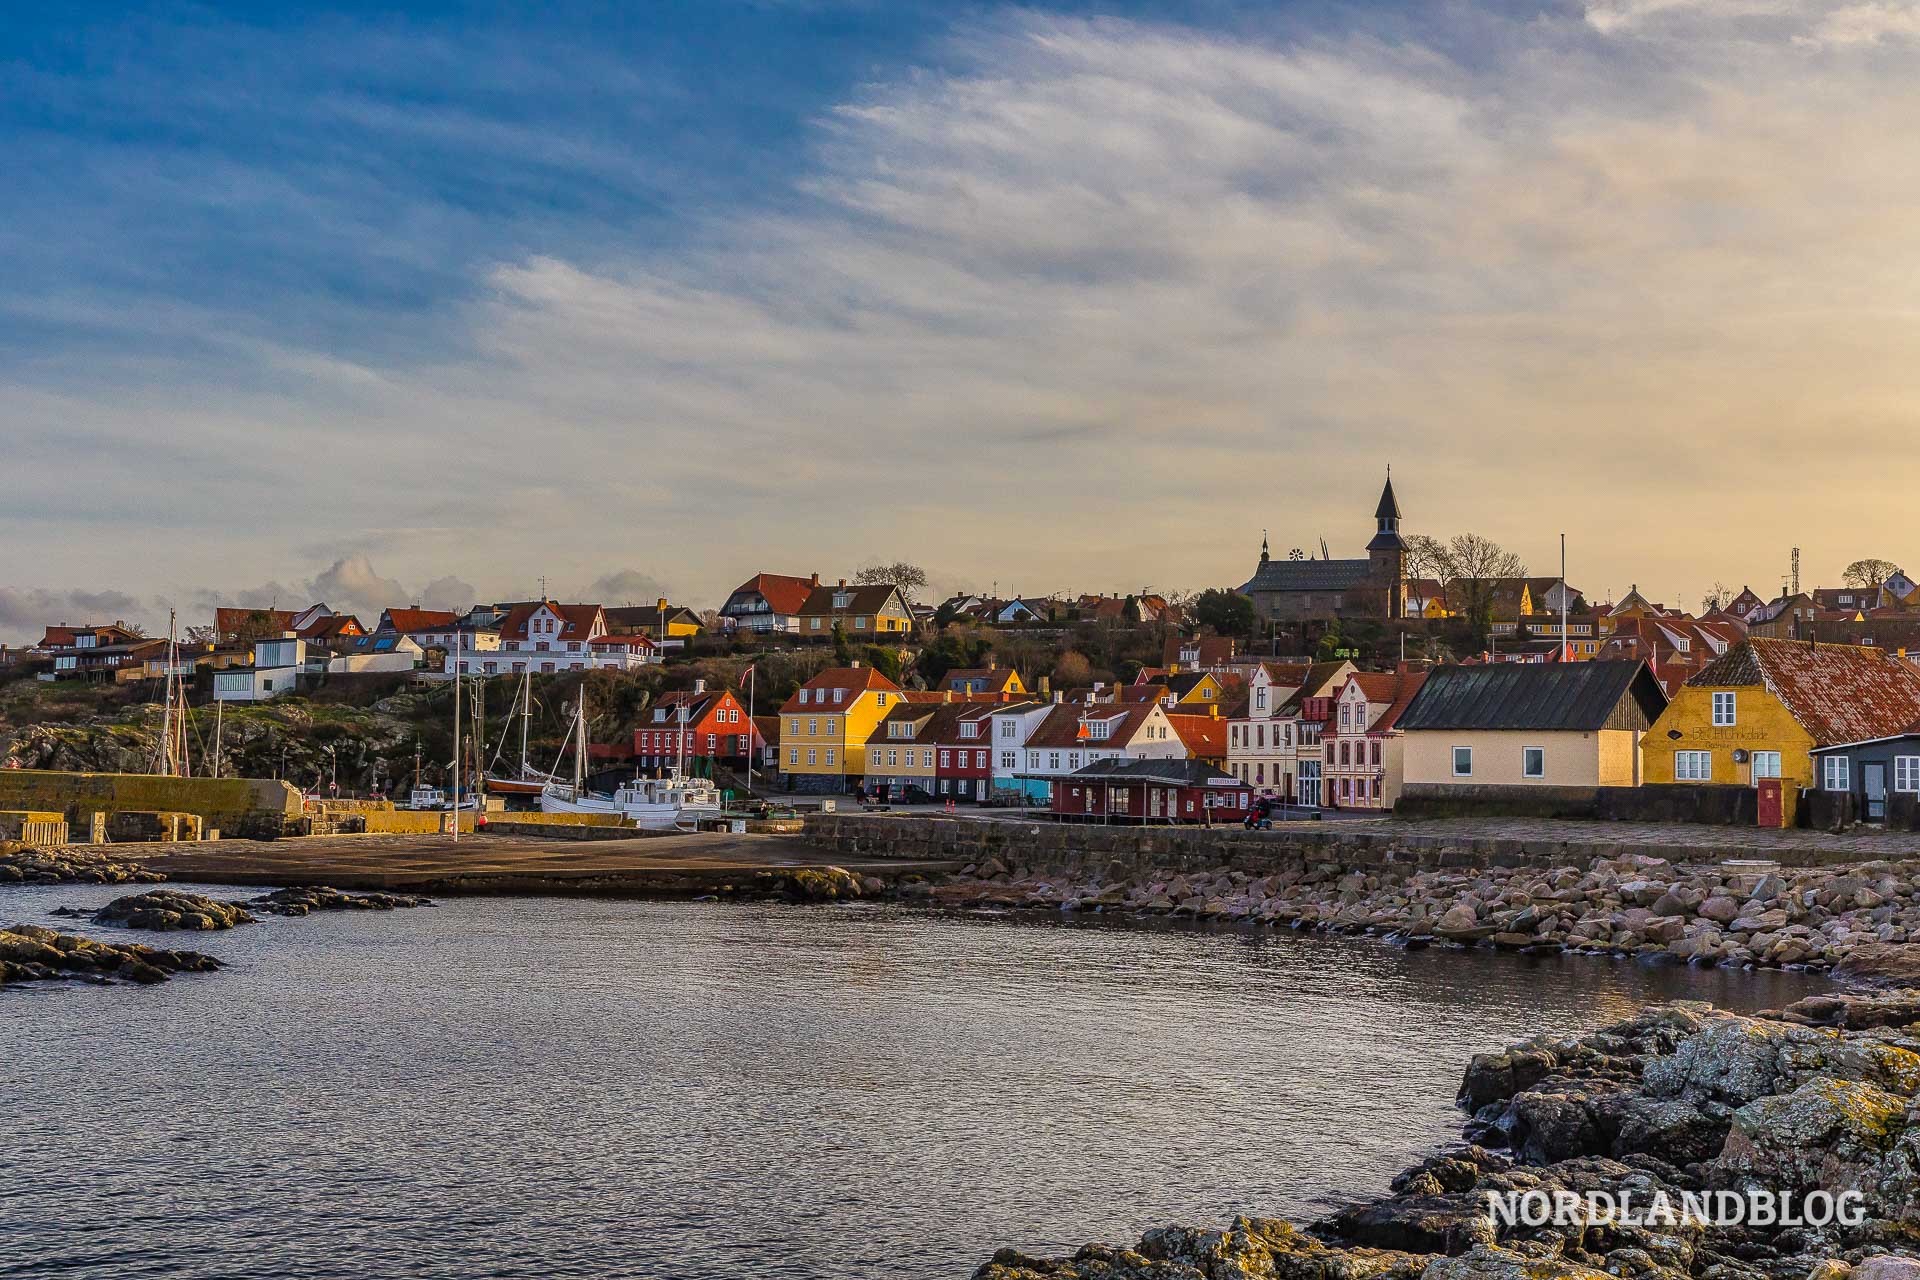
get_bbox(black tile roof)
[1241,558,1374,594]
[1394,660,1666,732]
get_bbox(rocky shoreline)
[0,840,165,886]
[978,991,1920,1280]
[906,853,1920,981]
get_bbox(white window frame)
[1522,746,1545,779]
[1823,756,1850,792]
[1675,750,1713,782]
[1751,751,1781,781]
[1451,746,1472,777]
[1895,756,1920,793]
[1711,691,1736,727]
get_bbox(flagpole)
[452,629,461,844]
[745,666,755,796]
[1560,533,1569,663]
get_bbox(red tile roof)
[1165,713,1227,758]
[498,601,605,643]
[730,573,818,617]
[777,665,902,713]
[1687,638,1920,747]
[382,608,459,634]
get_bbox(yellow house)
[605,599,702,640]
[1399,660,1668,790]
[1643,638,1920,822]
[797,581,917,641]
[778,664,905,792]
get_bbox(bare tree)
[1700,582,1730,614]
[1401,534,1450,585]
[855,562,929,604]
[1431,533,1527,636]
[1843,558,1904,590]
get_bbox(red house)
[934,701,1001,802]
[628,680,762,767]
[1052,757,1254,824]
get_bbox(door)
[1864,762,1888,820]
[1756,778,1783,829]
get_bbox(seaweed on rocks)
[975,993,1920,1280]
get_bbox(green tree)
[1192,588,1255,638]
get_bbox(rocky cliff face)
[977,993,1920,1280]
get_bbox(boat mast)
[451,630,461,842]
[211,696,223,779]
[573,688,586,798]
[520,671,531,778]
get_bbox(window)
[1000,751,1015,769]
[826,718,837,734]
[806,749,817,766]
[1048,752,1061,770]
[807,718,817,736]
[887,750,898,767]
[825,749,835,765]
[1823,756,1850,792]
[1711,692,1736,726]
[1752,751,1781,780]
[871,749,882,766]
[789,718,800,736]
[1896,756,1920,793]
[1675,750,1713,781]
[1522,747,1545,779]
[1452,746,1473,777]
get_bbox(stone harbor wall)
[0,770,301,839]
[803,813,1916,876]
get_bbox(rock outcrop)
[977,994,1920,1280]
[0,842,163,885]
[0,923,220,986]
[248,886,430,915]
[89,889,255,931]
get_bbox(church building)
[1240,477,1407,622]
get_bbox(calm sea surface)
[2,883,1829,1279]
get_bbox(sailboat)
[538,692,722,830]
[484,670,559,797]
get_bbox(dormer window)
[960,723,979,739]
[889,722,912,739]
[833,592,852,609]
[799,689,810,705]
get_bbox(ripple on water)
[0,883,1830,1279]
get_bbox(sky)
[5,0,1920,638]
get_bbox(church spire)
[1260,529,1270,564]
[1374,469,1401,524]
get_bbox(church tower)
[1365,472,1405,619]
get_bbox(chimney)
[944,689,954,702]
[849,659,861,669]
[1039,674,1051,696]
[838,579,848,588]
[987,659,997,671]
[1054,690,1064,704]
[810,573,820,587]
[693,678,707,695]
[657,597,669,613]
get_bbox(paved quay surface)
[93,831,960,896]
[1310,816,1920,861]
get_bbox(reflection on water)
[0,884,1828,1279]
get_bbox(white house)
[1226,660,1353,798]
[988,700,1058,801]
[214,634,306,702]
[1005,699,1186,803]
[326,633,424,675]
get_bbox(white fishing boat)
[538,693,723,829]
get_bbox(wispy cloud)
[5,5,1920,617]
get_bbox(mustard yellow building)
[1643,638,1920,822]
[778,664,905,793]
[797,581,916,640]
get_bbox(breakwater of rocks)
[0,840,164,886]
[978,992,1920,1280]
[909,850,1920,978]
[0,923,221,986]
